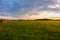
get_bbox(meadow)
[0,21,60,40]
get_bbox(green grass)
[0,21,60,40]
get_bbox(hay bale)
[0,19,9,23]
[0,19,2,23]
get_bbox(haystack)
[0,19,9,23]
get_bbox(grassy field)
[0,21,60,40]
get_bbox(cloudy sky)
[0,0,60,20]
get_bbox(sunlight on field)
[0,21,60,40]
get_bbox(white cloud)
[53,0,60,3]
[48,4,60,8]
[54,4,60,8]
[0,16,19,20]
[20,11,60,20]
[48,5,56,8]
[56,0,60,3]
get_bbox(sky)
[0,0,60,20]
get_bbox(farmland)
[0,21,60,40]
